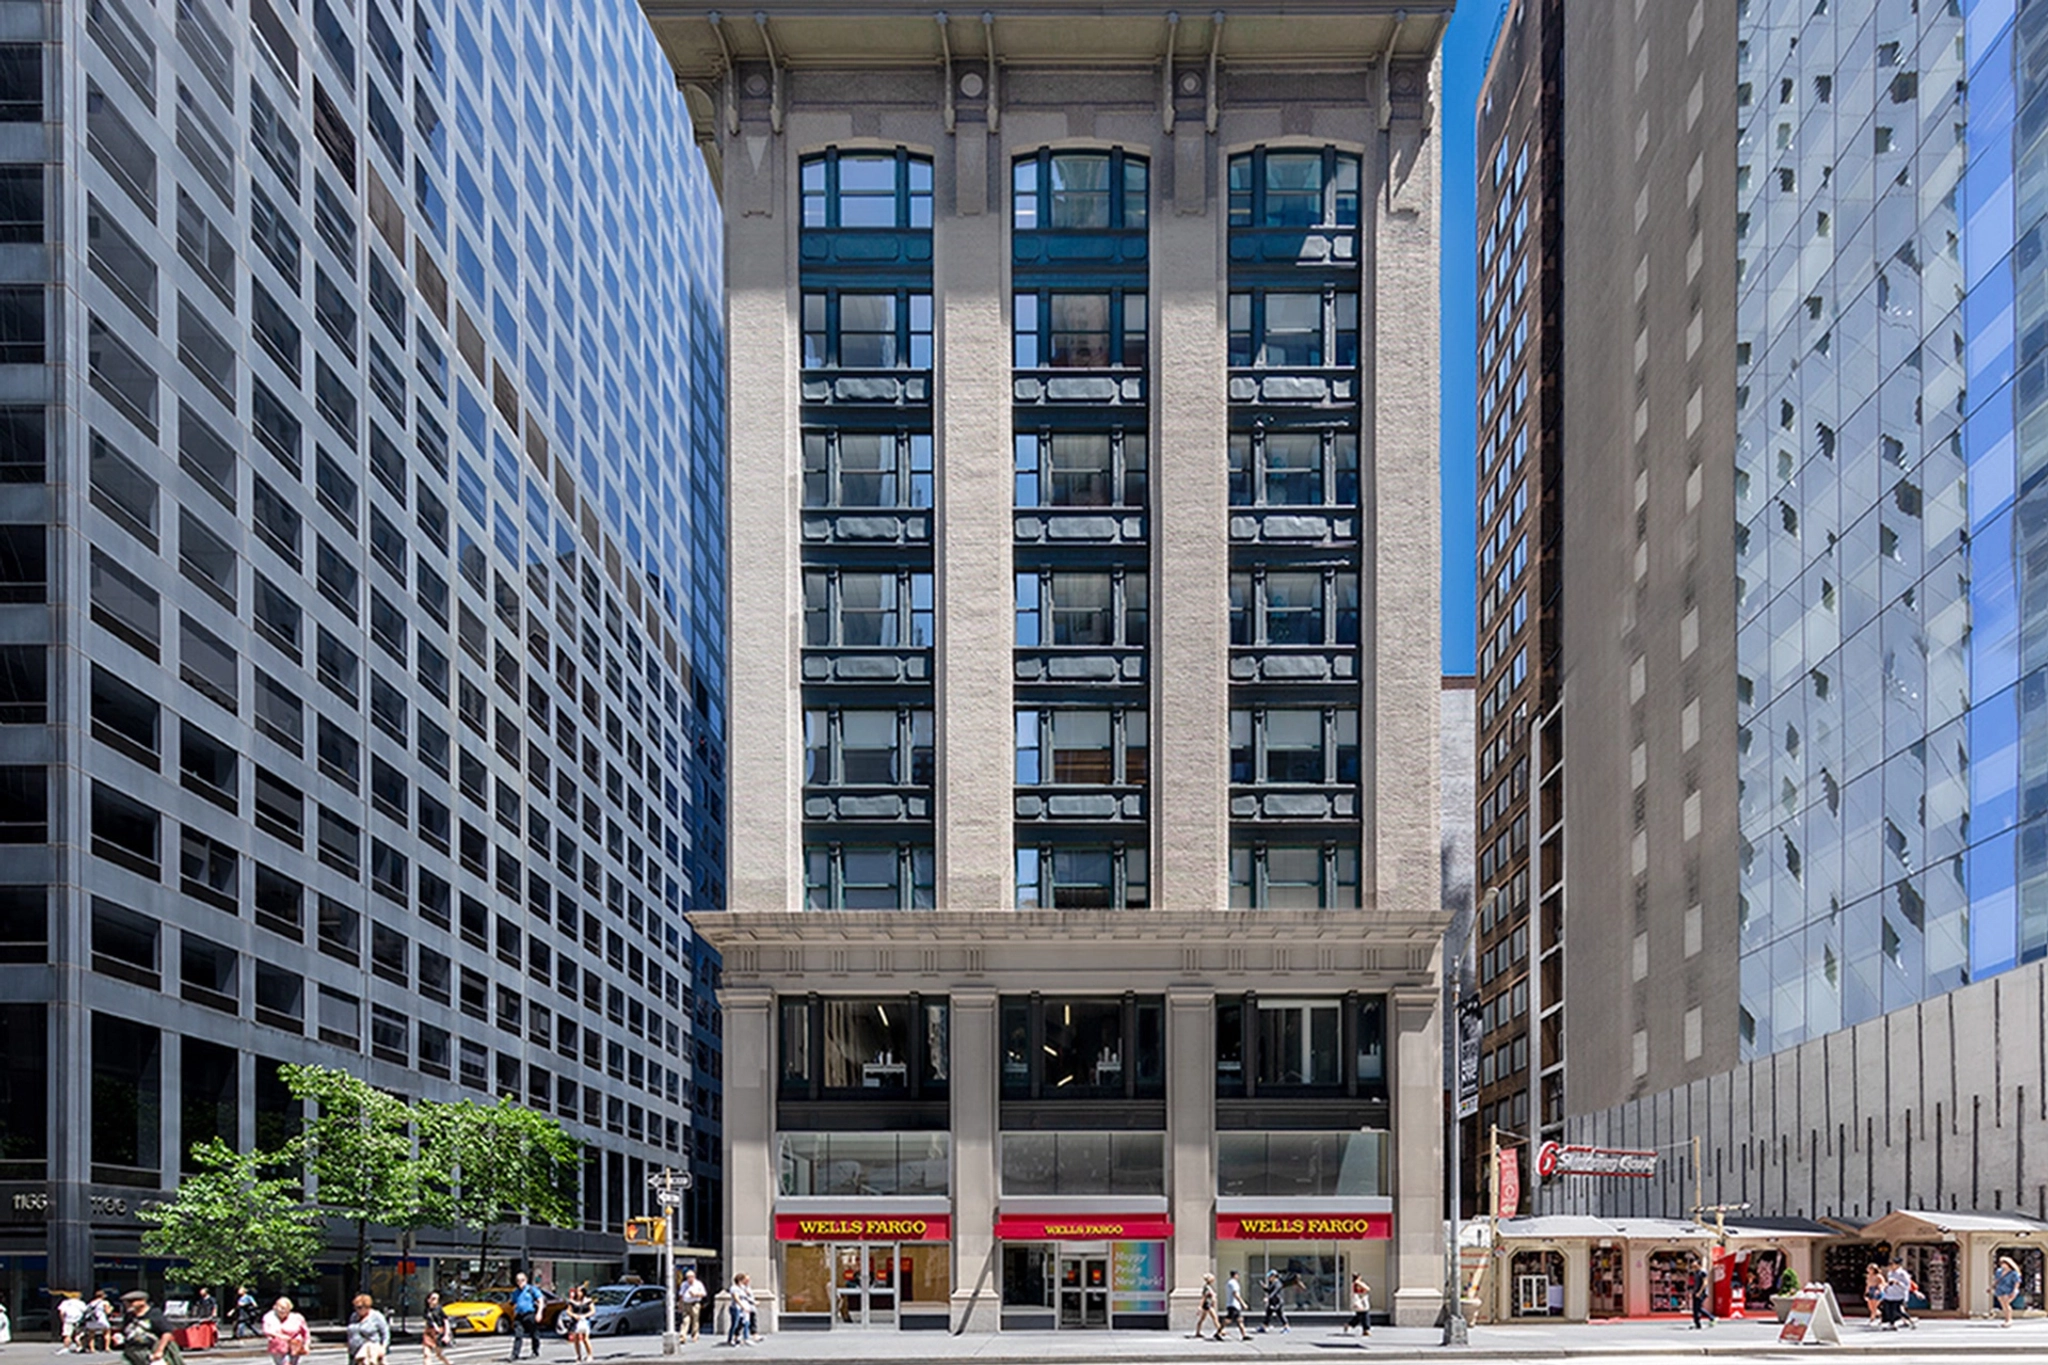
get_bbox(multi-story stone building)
[0,0,727,1309]
[1467,0,1563,1187]
[638,0,1452,1336]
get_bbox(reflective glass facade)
[1734,0,2041,1054]
[11,0,727,1295]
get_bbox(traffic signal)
[623,1216,668,1246]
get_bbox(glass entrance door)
[1057,1254,1110,1328]
[832,1244,898,1327]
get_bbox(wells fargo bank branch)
[709,944,1445,1335]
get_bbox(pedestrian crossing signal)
[624,1217,668,1246]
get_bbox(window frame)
[1014,567,1147,650]
[1228,566,1359,648]
[1013,427,1147,510]
[802,841,936,911]
[801,567,935,650]
[1228,843,1362,909]
[1013,288,1147,370]
[1011,148,1149,231]
[1227,427,1359,508]
[801,427,934,510]
[1014,706,1147,787]
[1226,146,1362,228]
[1227,286,1359,368]
[1014,842,1148,910]
[800,288,934,370]
[800,148,935,231]
[802,706,935,789]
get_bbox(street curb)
[599,1346,2048,1363]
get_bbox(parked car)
[585,1284,669,1337]
[441,1288,566,1335]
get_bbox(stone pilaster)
[1166,986,1218,1331]
[935,141,1013,912]
[1390,982,1446,1326]
[1152,141,1230,912]
[719,116,803,913]
[948,990,1000,1330]
[721,990,781,1326]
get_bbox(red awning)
[993,1214,1174,1241]
[774,1214,951,1242]
[1216,1213,1391,1240]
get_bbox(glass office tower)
[0,0,726,1307]
[1734,0,2043,1055]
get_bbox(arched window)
[800,149,934,230]
[1227,147,1362,228]
[1013,149,1148,231]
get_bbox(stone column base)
[951,1289,999,1334]
[1392,1287,1446,1327]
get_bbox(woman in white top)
[1344,1275,1372,1335]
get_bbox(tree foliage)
[145,1067,581,1285]
[138,1139,325,1290]
[423,1096,582,1264]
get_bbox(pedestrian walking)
[419,1294,449,1365]
[1688,1262,1712,1329]
[557,1286,591,1364]
[1994,1255,2022,1327]
[234,1289,260,1342]
[262,1297,310,1365]
[85,1292,114,1352]
[1216,1270,1251,1341]
[506,1273,544,1361]
[680,1271,707,1343]
[1862,1263,1884,1325]
[1259,1269,1290,1333]
[58,1291,86,1352]
[190,1291,216,1326]
[1344,1274,1372,1335]
[347,1296,390,1365]
[1879,1259,1918,1330]
[116,1291,179,1365]
[725,1274,757,1347]
[1,1298,14,1345]
[1188,1273,1220,1338]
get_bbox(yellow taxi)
[441,1288,564,1335]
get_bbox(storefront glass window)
[777,996,950,1097]
[0,1002,47,1177]
[778,1131,950,1197]
[784,1244,833,1314]
[1215,1241,1385,1316]
[998,995,1165,1097]
[1217,1130,1385,1198]
[1001,1131,1165,1196]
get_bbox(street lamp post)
[648,1167,693,1357]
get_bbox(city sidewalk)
[574,1314,2048,1362]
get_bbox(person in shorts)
[1215,1271,1251,1341]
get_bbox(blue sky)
[1437,1,1504,677]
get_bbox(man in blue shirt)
[508,1274,544,1361]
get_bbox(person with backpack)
[507,1273,545,1361]
[116,1292,180,1365]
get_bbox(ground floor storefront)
[700,910,1450,1335]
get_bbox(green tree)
[280,1064,432,1292]
[422,1096,580,1269]
[138,1139,324,1291]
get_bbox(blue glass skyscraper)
[1734,0,2044,1055]
[1,0,725,1302]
